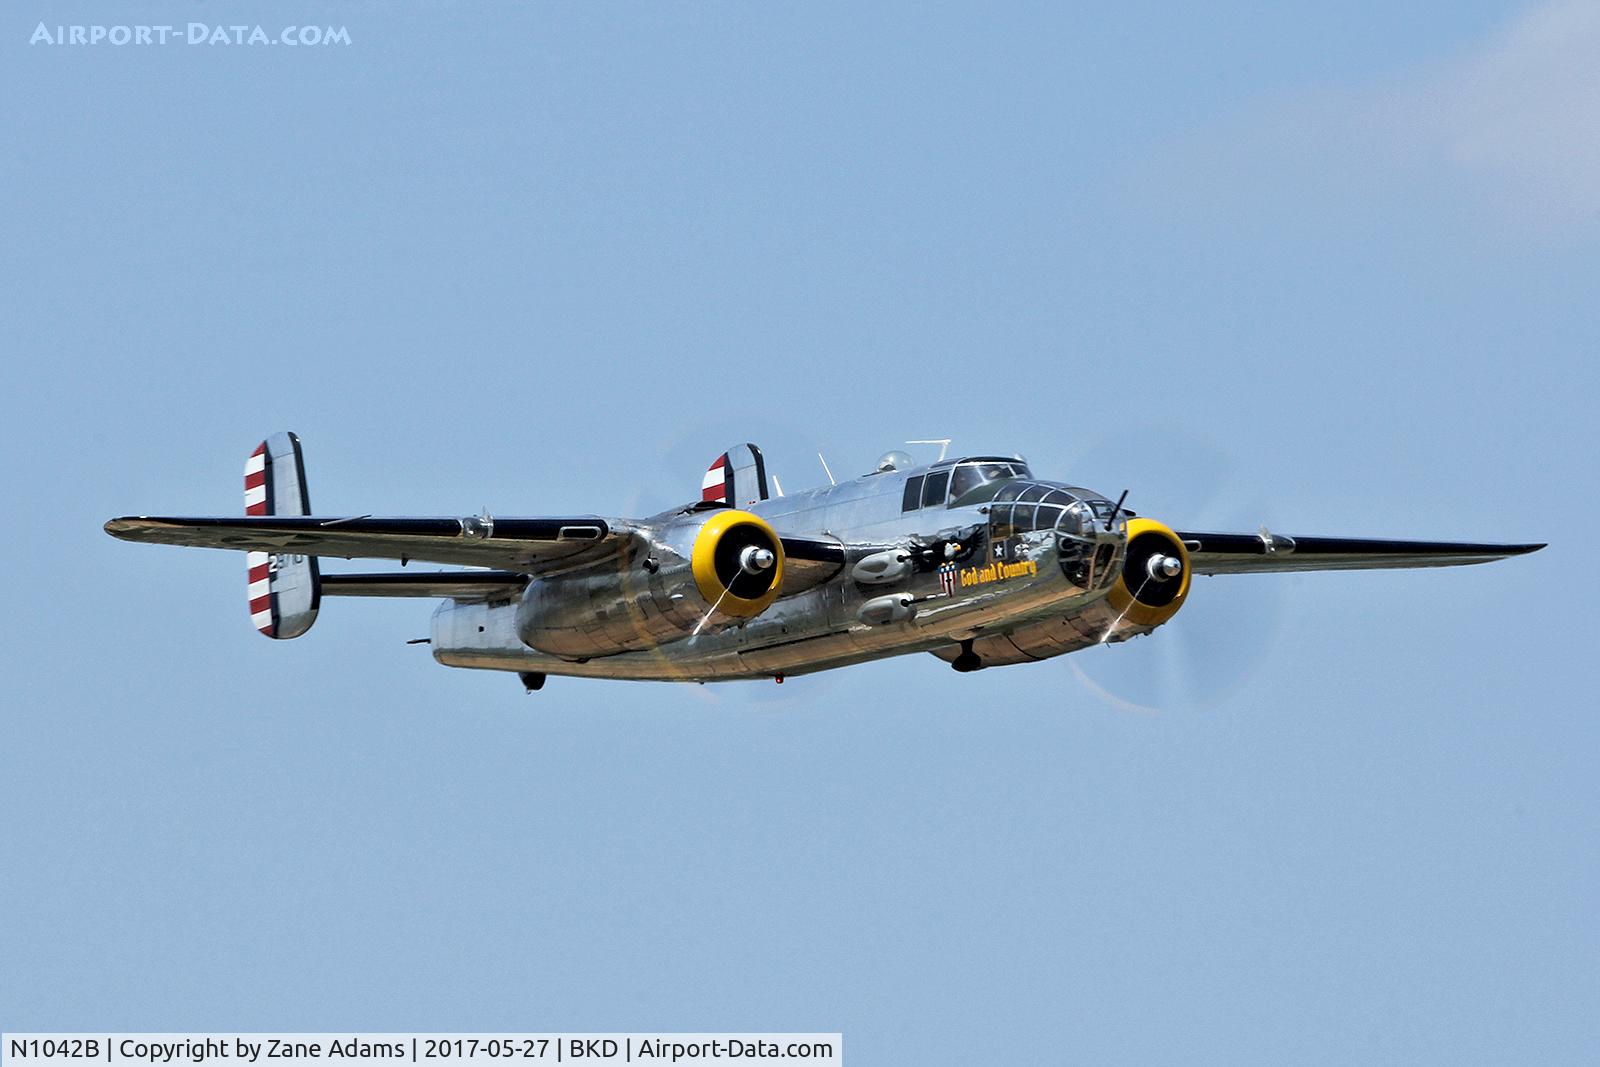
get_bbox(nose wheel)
[951,639,983,673]
[519,671,546,692]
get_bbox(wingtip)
[105,517,160,540]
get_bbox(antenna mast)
[907,438,952,461]
[816,452,836,486]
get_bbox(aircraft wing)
[103,515,628,572]
[779,534,847,595]
[105,515,854,589]
[1175,530,1545,575]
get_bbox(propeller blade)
[1061,424,1287,714]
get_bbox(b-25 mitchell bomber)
[106,434,1543,691]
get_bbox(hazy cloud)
[1404,0,1600,229]
[1140,0,1600,241]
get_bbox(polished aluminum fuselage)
[432,465,1131,682]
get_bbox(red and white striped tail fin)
[245,441,271,516]
[244,432,320,639]
[701,443,770,508]
[701,453,730,503]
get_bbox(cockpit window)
[905,459,1038,512]
[946,460,1027,506]
[947,464,981,501]
[901,474,924,512]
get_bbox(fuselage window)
[902,474,925,512]
[1032,504,1064,531]
[990,504,1016,539]
[921,470,950,509]
[992,482,1026,504]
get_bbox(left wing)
[1177,529,1544,575]
[778,534,846,595]
[104,515,628,572]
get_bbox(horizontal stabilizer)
[320,571,528,599]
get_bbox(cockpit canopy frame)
[901,456,1032,512]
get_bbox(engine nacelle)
[1103,517,1191,629]
[516,508,785,658]
[689,508,785,618]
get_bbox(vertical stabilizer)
[244,432,320,638]
[701,443,770,508]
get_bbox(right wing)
[104,515,629,572]
[1177,530,1545,575]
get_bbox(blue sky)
[3,2,1596,1062]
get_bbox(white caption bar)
[3,1035,841,1067]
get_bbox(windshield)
[946,459,1030,505]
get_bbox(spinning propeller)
[1062,429,1287,715]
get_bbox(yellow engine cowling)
[1104,517,1191,628]
[690,508,786,618]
